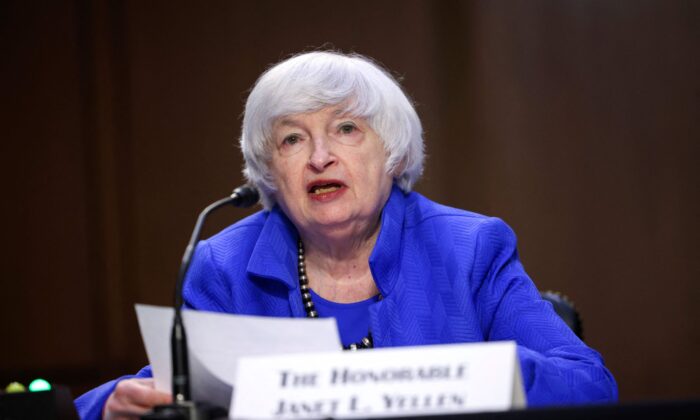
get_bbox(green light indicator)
[5,382,26,393]
[28,378,51,392]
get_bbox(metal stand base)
[141,401,228,420]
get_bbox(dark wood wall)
[1,0,698,402]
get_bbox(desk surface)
[390,400,700,420]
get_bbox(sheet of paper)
[135,304,342,409]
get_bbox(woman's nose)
[308,137,336,171]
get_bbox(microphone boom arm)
[162,185,259,417]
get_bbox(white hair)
[240,51,424,209]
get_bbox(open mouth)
[308,182,343,195]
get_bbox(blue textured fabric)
[75,185,617,418]
[309,288,380,347]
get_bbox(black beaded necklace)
[297,239,374,350]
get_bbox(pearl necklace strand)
[297,240,374,350]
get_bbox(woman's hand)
[103,378,172,419]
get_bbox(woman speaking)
[76,51,617,419]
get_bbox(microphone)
[143,185,259,420]
[230,184,260,208]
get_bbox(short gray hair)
[240,51,424,209]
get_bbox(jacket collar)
[369,185,405,297]
[246,184,407,296]
[246,206,299,289]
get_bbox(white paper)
[135,304,342,410]
[232,341,526,419]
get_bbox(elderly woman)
[76,51,617,419]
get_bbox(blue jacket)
[75,186,617,418]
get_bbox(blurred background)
[1,0,698,403]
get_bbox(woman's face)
[269,106,394,241]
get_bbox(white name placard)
[231,341,525,419]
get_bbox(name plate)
[231,341,525,419]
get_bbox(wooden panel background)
[1,0,698,402]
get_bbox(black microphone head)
[230,185,260,208]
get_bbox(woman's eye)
[278,133,305,156]
[339,123,357,134]
[283,135,300,146]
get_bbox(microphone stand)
[142,185,259,420]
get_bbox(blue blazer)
[75,186,617,419]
